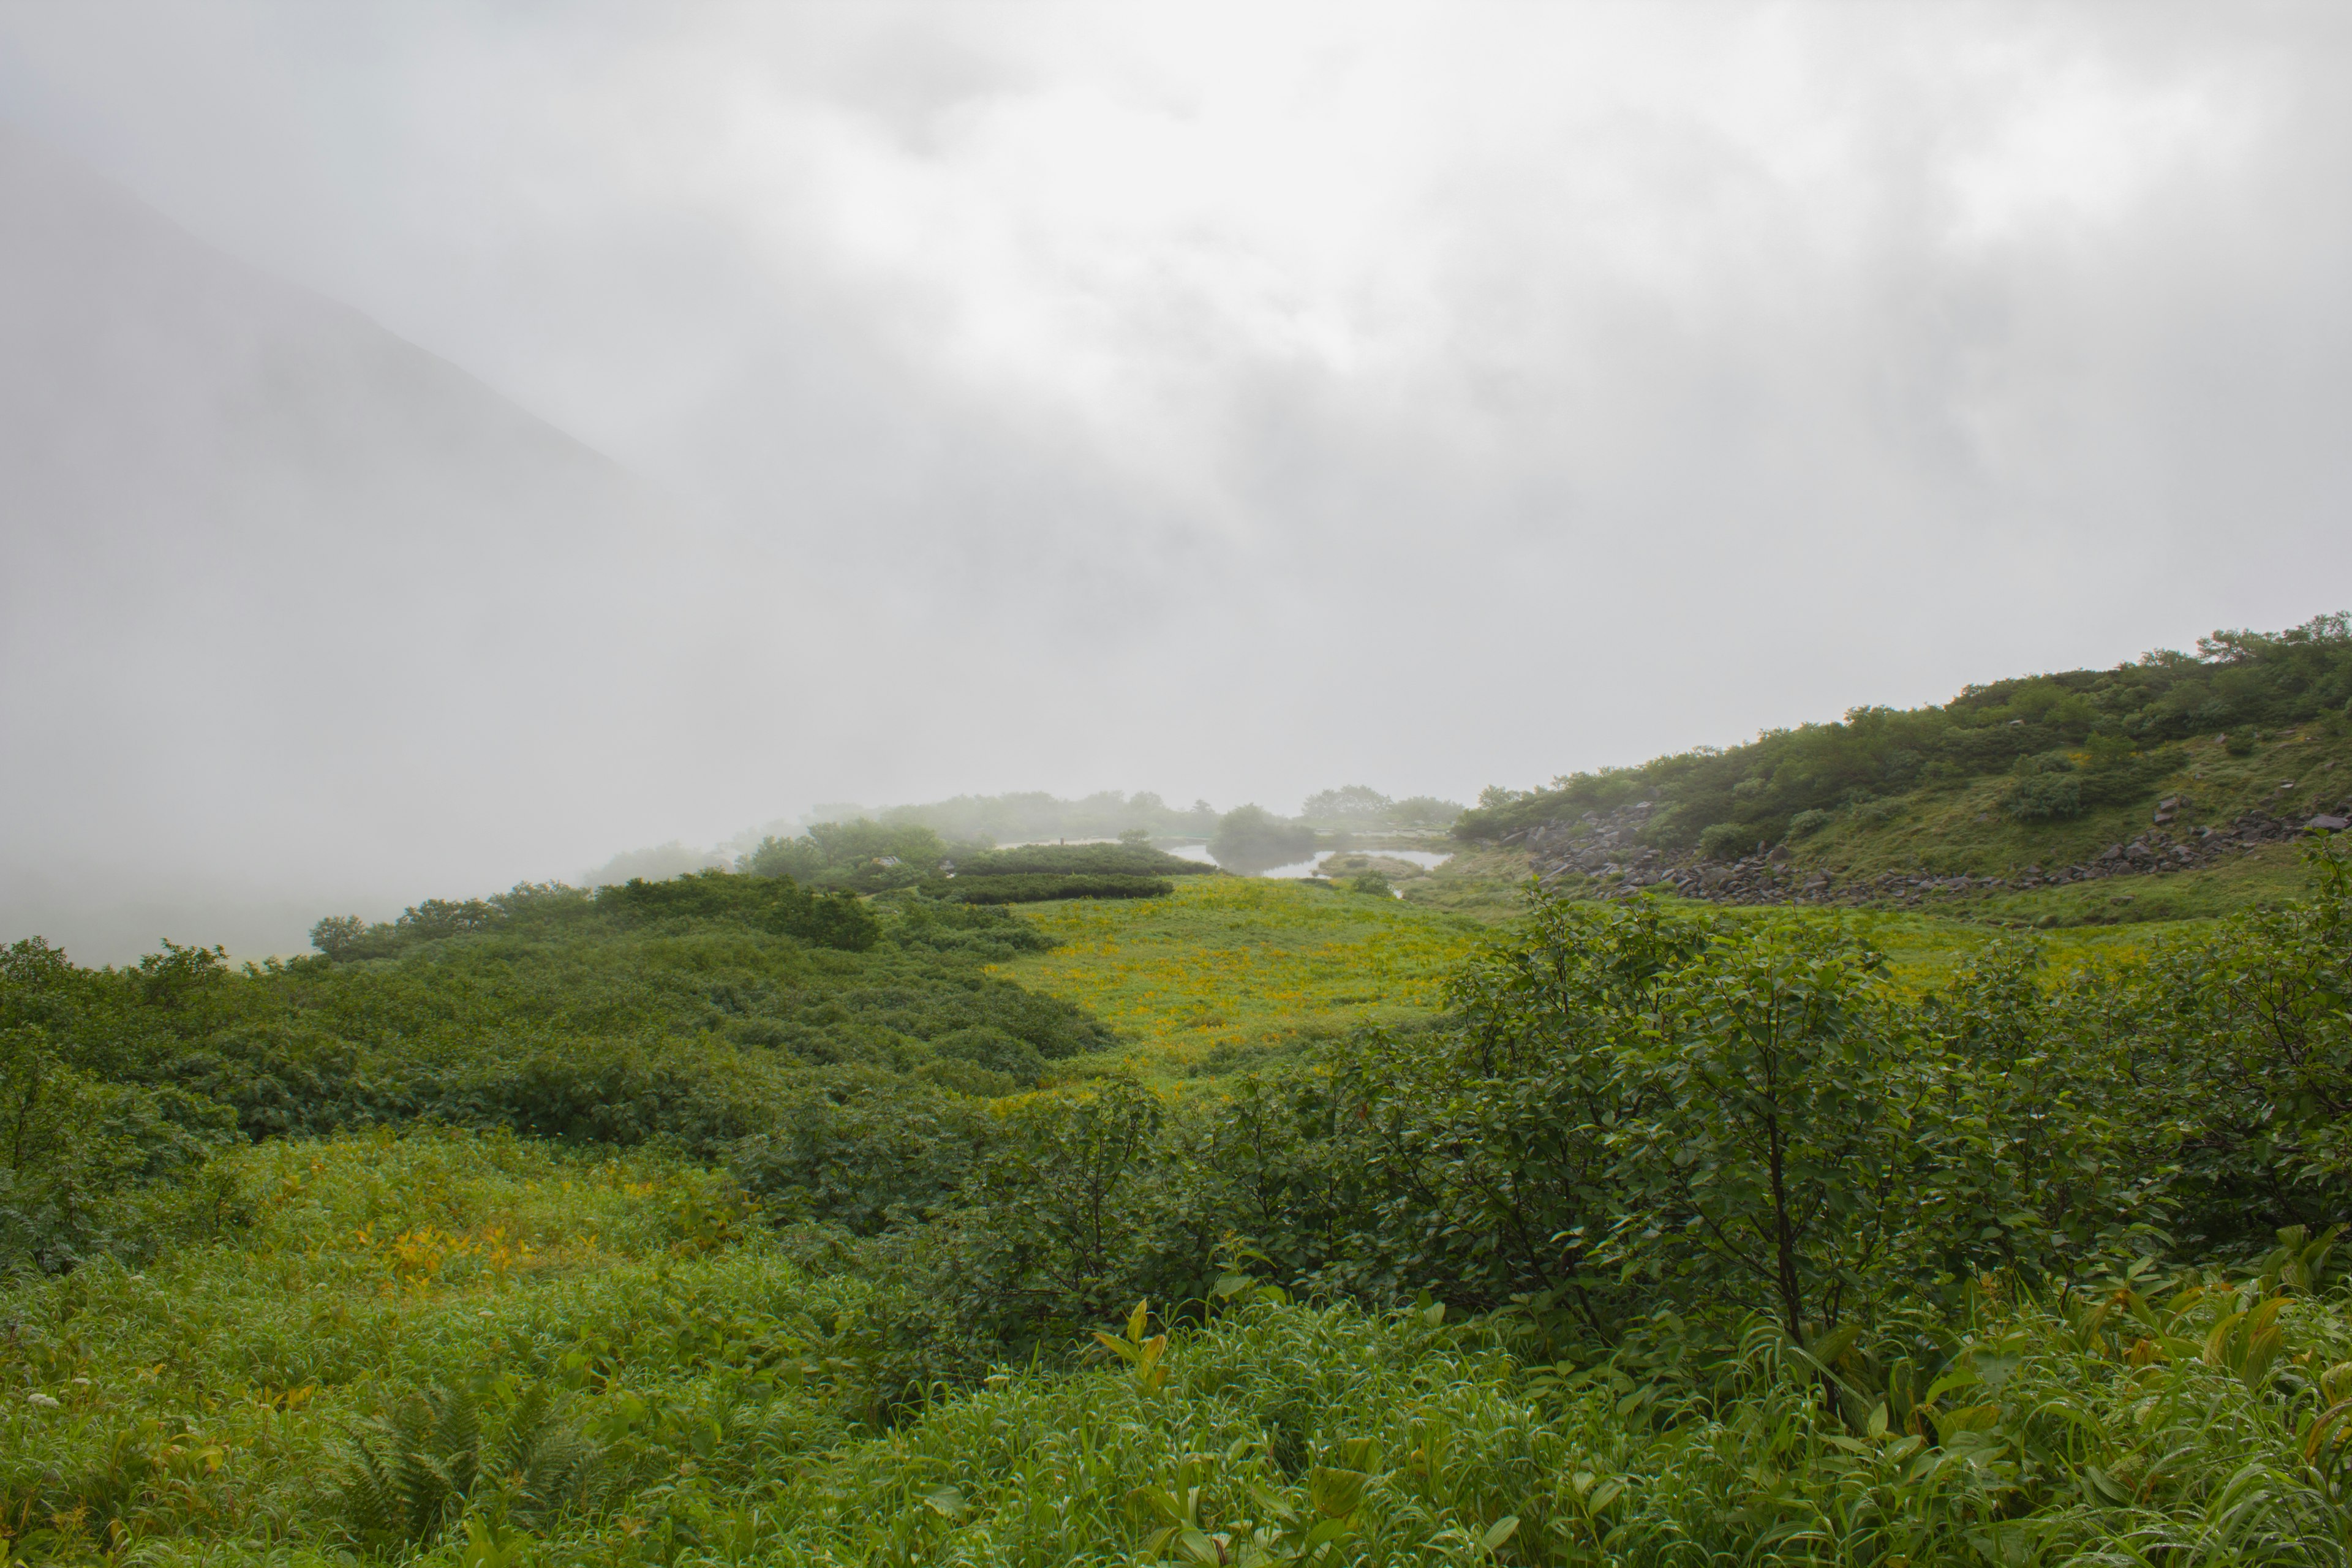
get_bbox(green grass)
[989,864,2217,1066]
[1397,846,1533,924]
[0,1132,878,1563]
[13,809,2351,1563]
[986,877,1488,1077]
[20,1130,2352,1564]
[1785,726,2352,884]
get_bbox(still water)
[1166,843,1453,879]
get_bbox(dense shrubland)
[1462,612,2352,854]
[0,878,1106,1273]
[925,842,1216,905]
[8,843,2352,1562]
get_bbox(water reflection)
[1166,842,1453,880]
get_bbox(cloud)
[2,2,2350,955]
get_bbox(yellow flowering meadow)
[987,875,1487,1071]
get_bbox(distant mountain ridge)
[0,125,748,962]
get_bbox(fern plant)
[338,1385,481,1548]
[489,1381,635,1527]
[337,1380,636,1549]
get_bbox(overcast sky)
[4,3,2351,955]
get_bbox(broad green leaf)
[1308,1466,1368,1519]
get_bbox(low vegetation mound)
[940,872,1176,904]
[949,842,1215,878]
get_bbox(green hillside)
[1452,614,2352,925]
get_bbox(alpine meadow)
[6,619,2352,1566]
[12,9,2352,1566]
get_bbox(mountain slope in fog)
[0,126,751,960]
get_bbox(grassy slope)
[1425,726,2351,932]
[18,1131,2352,1566]
[1,1134,866,1561]
[985,876,1486,1077]
[1790,727,2351,881]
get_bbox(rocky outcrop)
[1509,799,2352,909]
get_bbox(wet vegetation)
[1461,613,2352,861]
[12,620,2352,1562]
[8,823,2352,1562]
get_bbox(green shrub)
[943,874,1174,904]
[882,895,1057,959]
[930,1025,1047,1085]
[1786,807,1834,838]
[1697,821,1759,861]
[2006,768,2084,821]
[951,843,1213,878]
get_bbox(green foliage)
[20,808,2352,1563]
[951,842,1215,878]
[2007,758,2086,820]
[0,947,238,1275]
[597,870,881,949]
[314,870,877,960]
[945,873,1177,904]
[742,820,978,892]
[2,867,1113,1205]
[881,892,1058,960]
[1461,611,2352,848]
[1696,821,1761,860]
[337,1383,481,1547]
[726,1071,992,1234]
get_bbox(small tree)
[1603,924,1932,1339]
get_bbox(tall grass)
[13,1131,2352,1566]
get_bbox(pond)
[1166,843,1454,879]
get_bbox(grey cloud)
[3,3,2350,958]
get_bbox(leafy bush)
[2006,767,2084,821]
[593,871,880,950]
[1697,821,1760,861]
[943,874,1175,904]
[1787,807,1835,837]
[930,1025,1047,1085]
[950,843,1215,878]
[1,992,236,1275]
[881,895,1057,960]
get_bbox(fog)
[4,3,2351,960]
